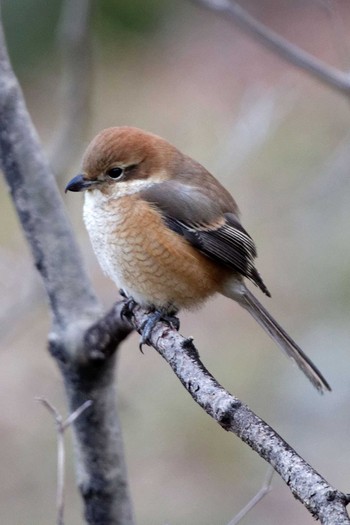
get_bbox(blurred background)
[1,0,350,523]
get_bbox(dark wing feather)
[140,181,270,296]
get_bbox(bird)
[65,126,330,393]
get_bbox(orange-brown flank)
[84,192,230,310]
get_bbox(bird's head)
[65,126,178,197]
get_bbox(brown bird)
[65,126,330,393]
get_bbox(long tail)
[225,284,330,393]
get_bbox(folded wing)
[140,180,270,296]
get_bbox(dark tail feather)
[232,286,330,393]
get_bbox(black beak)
[65,174,97,193]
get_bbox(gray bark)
[0,11,134,525]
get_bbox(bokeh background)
[1,1,350,523]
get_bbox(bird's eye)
[106,167,124,179]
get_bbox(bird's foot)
[119,292,179,351]
[120,292,137,322]
[139,308,180,351]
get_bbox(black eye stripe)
[124,163,138,173]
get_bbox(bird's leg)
[120,290,137,322]
[139,306,180,351]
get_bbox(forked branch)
[36,398,93,525]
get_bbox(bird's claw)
[139,309,180,352]
[120,294,137,321]
[119,293,180,351]
[139,311,162,351]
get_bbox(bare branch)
[36,398,93,525]
[63,399,94,429]
[227,467,274,525]
[190,0,350,97]
[0,9,135,524]
[121,303,350,524]
[82,300,132,361]
[0,0,94,340]
[36,397,64,423]
[0,11,99,332]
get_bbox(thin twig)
[0,12,135,506]
[63,399,94,429]
[227,466,274,525]
[190,0,350,97]
[36,398,93,525]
